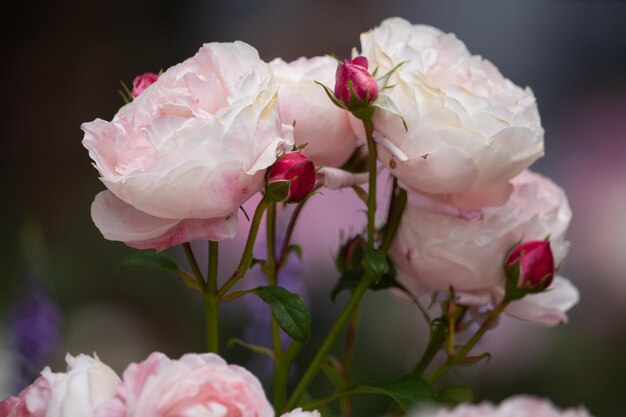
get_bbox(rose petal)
[91,191,237,251]
[500,276,580,326]
[317,167,369,190]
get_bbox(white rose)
[390,170,578,325]
[281,408,321,417]
[82,41,293,251]
[358,18,544,201]
[0,354,120,417]
[270,56,358,167]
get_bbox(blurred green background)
[1,1,625,416]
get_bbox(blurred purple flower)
[9,285,61,392]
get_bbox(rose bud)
[334,56,378,106]
[267,152,316,203]
[505,240,556,290]
[131,72,159,98]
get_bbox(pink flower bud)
[334,57,378,106]
[506,240,555,289]
[267,152,316,203]
[131,72,159,98]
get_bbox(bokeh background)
[1,0,625,416]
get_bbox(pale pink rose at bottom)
[97,352,273,417]
[411,395,593,417]
[0,354,120,417]
[281,408,321,417]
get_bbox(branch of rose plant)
[364,119,377,249]
[427,300,510,384]
[266,202,288,412]
[216,198,270,299]
[286,115,393,410]
[276,184,322,271]
[182,242,205,290]
[340,304,360,417]
[205,241,219,353]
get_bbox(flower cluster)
[2,15,588,417]
[0,352,319,417]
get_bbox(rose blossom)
[357,18,544,204]
[389,170,579,325]
[267,152,316,203]
[281,409,321,417]
[96,352,273,417]
[410,395,592,417]
[270,56,358,167]
[334,56,378,106]
[82,42,293,251]
[0,354,120,417]
[130,73,158,98]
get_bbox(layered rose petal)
[270,56,358,167]
[83,42,293,250]
[0,355,120,417]
[412,395,593,417]
[498,276,580,326]
[100,352,273,417]
[91,191,237,251]
[390,171,572,296]
[358,18,544,198]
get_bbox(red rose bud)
[334,56,378,106]
[505,240,555,290]
[131,72,159,98]
[267,152,316,203]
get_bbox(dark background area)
[1,1,625,416]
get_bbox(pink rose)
[390,170,579,325]
[82,42,293,251]
[270,56,358,167]
[357,18,544,203]
[130,73,158,98]
[281,409,321,417]
[0,354,120,417]
[412,395,592,417]
[97,352,273,417]
[334,56,378,106]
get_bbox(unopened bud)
[131,72,159,98]
[505,240,555,290]
[334,57,378,106]
[267,153,316,203]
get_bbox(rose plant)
[1,16,590,417]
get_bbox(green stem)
[266,202,287,412]
[412,322,446,377]
[364,119,377,249]
[182,242,205,290]
[205,241,219,353]
[340,305,360,417]
[428,300,509,384]
[286,272,374,410]
[381,188,407,254]
[217,198,269,299]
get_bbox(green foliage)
[351,375,434,411]
[253,286,311,343]
[435,385,475,405]
[118,250,202,292]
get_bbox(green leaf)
[353,375,433,411]
[288,244,303,261]
[331,268,364,302]
[373,94,408,131]
[253,286,311,343]
[436,385,474,405]
[118,250,202,292]
[266,180,292,202]
[362,248,389,283]
[118,250,179,272]
[376,61,406,89]
[314,81,347,110]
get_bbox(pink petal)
[317,167,369,190]
[501,276,580,326]
[91,191,237,251]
